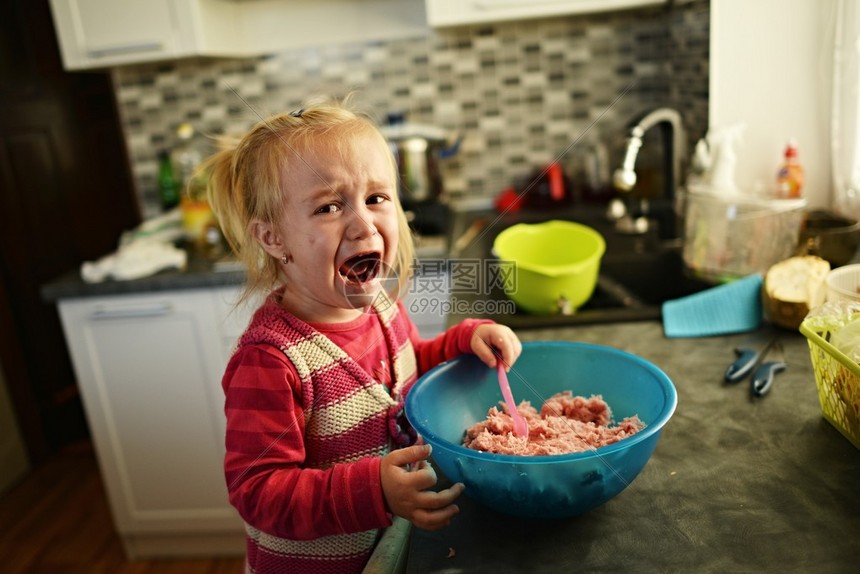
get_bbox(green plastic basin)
[493,220,606,314]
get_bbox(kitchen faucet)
[611,107,687,239]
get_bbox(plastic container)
[492,220,605,314]
[681,185,807,282]
[825,264,860,302]
[171,123,216,246]
[405,341,677,519]
[171,123,204,195]
[776,140,805,199]
[799,319,860,450]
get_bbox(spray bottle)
[705,123,745,196]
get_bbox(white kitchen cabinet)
[238,0,428,54]
[426,0,666,27]
[57,287,248,558]
[211,285,259,361]
[48,0,252,70]
[49,0,429,71]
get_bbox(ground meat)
[463,391,646,456]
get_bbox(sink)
[445,207,713,329]
[600,247,712,307]
[471,246,712,329]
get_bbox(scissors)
[725,337,787,397]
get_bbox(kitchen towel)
[662,273,763,338]
[80,238,187,283]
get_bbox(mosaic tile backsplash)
[113,0,709,219]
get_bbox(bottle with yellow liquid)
[776,140,804,199]
[172,123,216,249]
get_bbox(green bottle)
[157,149,180,210]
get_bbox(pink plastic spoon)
[497,363,528,438]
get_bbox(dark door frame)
[0,0,141,463]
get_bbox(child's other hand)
[470,323,522,372]
[381,444,464,531]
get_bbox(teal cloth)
[662,274,763,338]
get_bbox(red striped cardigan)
[223,290,489,573]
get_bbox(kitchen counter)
[40,236,449,302]
[39,252,245,301]
[39,203,666,304]
[406,321,860,573]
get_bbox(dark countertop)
[39,237,449,303]
[39,251,246,301]
[406,321,860,573]
[39,204,665,305]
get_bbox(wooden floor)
[0,442,244,574]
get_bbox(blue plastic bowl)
[405,341,677,519]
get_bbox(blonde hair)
[202,98,415,305]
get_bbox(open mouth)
[338,252,382,285]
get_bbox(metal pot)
[381,121,461,203]
[797,209,860,267]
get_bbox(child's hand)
[470,323,522,372]
[380,444,464,531]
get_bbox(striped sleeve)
[397,301,494,375]
[222,344,391,540]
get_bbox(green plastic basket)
[799,320,860,450]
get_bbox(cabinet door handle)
[87,41,163,59]
[472,0,571,10]
[90,303,173,320]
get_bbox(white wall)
[710,0,835,207]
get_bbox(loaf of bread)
[762,255,831,329]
